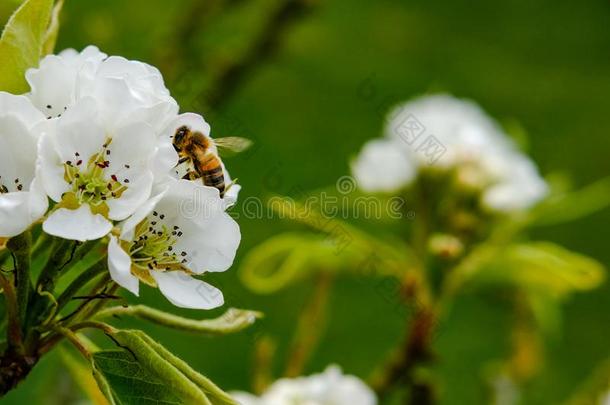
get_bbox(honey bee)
[172,125,251,197]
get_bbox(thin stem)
[53,327,91,360]
[65,281,117,326]
[6,232,32,338]
[58,274,111,324]
[200,0,316,110]
[36,237,75,293]
[71,320,117,335]
[372,307,437,403]
[0,273,23,351]
[284,271,334,377]
[55,258,108,312]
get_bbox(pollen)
[128,216,188,273]
[62,139,131,211]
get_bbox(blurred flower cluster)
[352,94,548,212]
[233,366,377,405]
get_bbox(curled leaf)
[96,305,262,335]
[239,231,412,294]
[461,242,606,297]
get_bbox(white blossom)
[38,97,167,241]
[27,46,178,133]
[232,366,376,405]
[26,46,107,119]
[107,179,240,309]
[351,138,416,193]
[352,94,548,212]
[0,93,48,237]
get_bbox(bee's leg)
[182,170,199,181]
[224,178,238,193]
[177,157,190,165]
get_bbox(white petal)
[0,187,47,237]
[152,134,179,183]
[106,172,153,221]
[176,212,241,273]
[166,113,212,138]
[54,97,105,163]
[37,129,69,202]
[108,236,139,296]
[0,92,46,128]
[43,205,112,241]
[0,114,38,190]
[150,180,240,273]
[230,392,260,405]
[26,55,77,117]
[119,187,168,241]
[352,138,415,193]
[151,271,224,310]
[107,122,156,174]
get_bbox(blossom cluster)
[232,366,377,405]
[0,46,240,309]
[352,94,548,212]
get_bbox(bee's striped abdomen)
[199,153,226,197]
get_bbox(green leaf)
[59,347,110,405]
[92,350,185,405]
[93,329,237,404]
[133,331,237,405]
[42,0,63,55]
[464,242,606,297]
[96,305,262,335]
[107,329,213,404]
[530,176,610,227]
[0,0,54,93]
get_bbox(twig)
[6,233,32,336]
[55,258,108,311]
[372,307,437,404]
[58,275,111,323]
[284,271,334,377]
[53,327,91,360]
[201,0,316,110]
[0,273,23,351]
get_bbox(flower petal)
[43,205,112,241]
[119,187,168,241]
[0,114,38,191]
[0,190,41,237]
[37,129,69,202]
[108,236,139,296]
[176,212,241,273]
[352,138,415,193]
[151,271,224,310]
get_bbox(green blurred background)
[1,0,610,403]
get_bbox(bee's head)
[173,126,190,151]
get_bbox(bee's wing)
[214,137,253,157]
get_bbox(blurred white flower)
[232,366,377,405]
[107,179,240,309]
[600,390,610,405]
[352,94,548,212]
[351,138,416,193]
[39,97,165,241]
[0,93,48,237]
